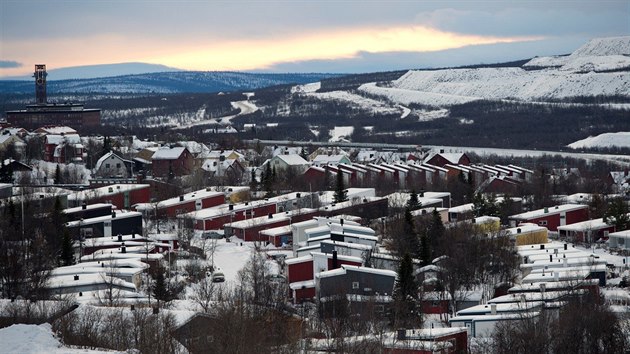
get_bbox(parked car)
[212,271,225,283]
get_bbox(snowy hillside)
[357,36,630,107]
[0,72,340,94]
[568,132,630,149]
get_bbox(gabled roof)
[152,147,187,160]
[272,154,309,166]
[94,151,132,172]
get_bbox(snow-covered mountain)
[354,36,630,107]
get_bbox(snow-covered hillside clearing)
[568,132,630,149]
[358,36,630,107]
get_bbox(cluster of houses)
[1,125,630,351]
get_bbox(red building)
[134,188,226,218]
[286,252,363,303]
[152,147,194,177]
[424,151,470,168]
[385,328,468,354]
[509,204,589,232]
[69,184,151,210]
[224,209,318,242]
[182,199,279,231]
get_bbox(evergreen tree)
[420,232,431,266]
[404,207,421,258]
[249,169,258,191]
[54,164,62,184]
[153,268,172,305]
[407,190,421,210]
[299,146,310,161]
[392,253,420,327]
[427,209,445,258]
[103,135,111,154]
[263,163,274,198]
[333,170,347,203]
[60,228,75,266]
[603,198,630,232]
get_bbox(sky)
[1,0,628,78]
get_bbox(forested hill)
[0,71,341,94]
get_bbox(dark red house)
[69,184,151,209]
[424,151,470,168]
[134,188,226,218]
[151,146,194,177]
[509,204,589,232]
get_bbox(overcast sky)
[1,0,628,77]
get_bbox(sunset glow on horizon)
[1,25,539,76]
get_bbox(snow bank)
[0,323,118,353]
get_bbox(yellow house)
[505,223,548,246]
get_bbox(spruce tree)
[54,164,62,184]
[153,268,172,305]
[407,190,421,210]
[60,228,75,266]
[333,170,347,203]
[393,253,419,327]
[404,207,421,258]
[604,198,630,233]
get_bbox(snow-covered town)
[2,2,630,353]
[1,115,630,352]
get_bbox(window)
[105,163,110,168]
[116,163,121,168]
[538,220,548,226]
[352,281,359,289]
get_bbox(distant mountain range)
[1,62,182,81]
[0,71,341,94]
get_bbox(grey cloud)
[414,6,629,37]
[0,60,22,68]
[257,37,590,73]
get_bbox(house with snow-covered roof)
[93,151,133,178]
[509,204,589,232]
[268,154,310,173]
[424,150,470,167]
[151,146,194,177]
[311,154,351,167]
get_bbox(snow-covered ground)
[0,323,121,354]
[567,132,630,149]
[305,90,402,116]
[291,82,321,94]
[172,100,259,129]
[329,126,355,142]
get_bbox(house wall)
[64,205,112,221]
[96,154,129,178]
[519,208,589,232]
[287,260,314,283]
[79,186,151,210]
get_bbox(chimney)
[549,254,553,262]
[340,219,344,226]
[117,234,122,242]
[564,243,567,250]
[229,204,234,211]
[296,193,301,198]
[179,195,184,202]
[397,329,406,340]
[540,244,545,250]
[268,213,273,219]
[111,211,116,218]
[82,202,87,210]
[74,275,79,281]
[490,303,497,315]
[332,250,339,269]
[121,243,126,253]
